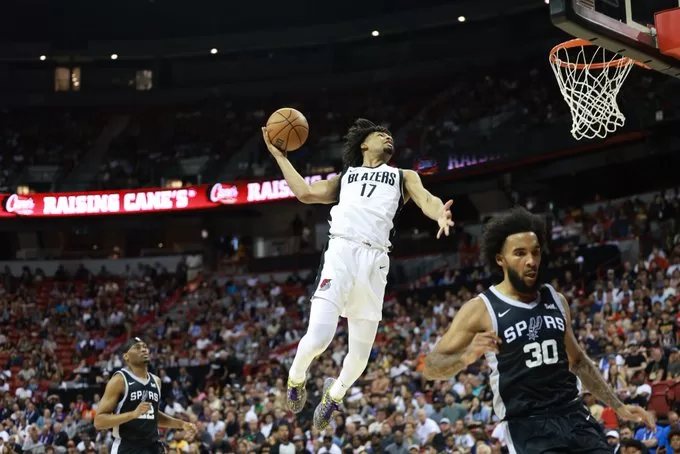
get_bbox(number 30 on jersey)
[523,339,559,368]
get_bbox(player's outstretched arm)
[557,292,655,428]
[94,374,152,430]
[158,411,196,434]
[423,298,500,380]
[402,170,454,238]
[262,127,341,204]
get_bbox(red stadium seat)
[647,383,671,418]
[672,381,680,403]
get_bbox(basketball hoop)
[549,39,648,141]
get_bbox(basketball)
[266,108,309,152]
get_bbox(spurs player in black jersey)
[94,338,196,454]
[424,208,653,453]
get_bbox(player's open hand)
[261,127,286,159]
[132,402,152,418]
[436,199,455,239]
[463,331,502,365]
[182,421,197,440]
[616,405,655,429]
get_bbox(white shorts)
[311,236,389,322]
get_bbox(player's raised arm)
[556,292,655,428]
[262,127,341,204]
[423,297,500,380]
[94,373,151,430]
[402,170,454,238]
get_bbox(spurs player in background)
[423,207,653,453]
[261,118,454,430]
[94,338,196,454]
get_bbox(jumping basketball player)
[94,337,196,454]
[423,207,654,453]
[261,119,454,430]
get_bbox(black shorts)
[111,439,164,454]
[506,404,613,454]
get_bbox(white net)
[550,40,636,140]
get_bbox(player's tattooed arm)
[570,359,627,410]
[558,291,656,428]
[556,292,623,409]
[424,351,469,380]
[424,298,499,380]
[571,356,624,409]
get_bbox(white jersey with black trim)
[328,164,404,249]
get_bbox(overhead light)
[458,16,466,22]
[110,53,118,60]
[210,48,218,55]
[371,30,380,37]
[39,55,46,61]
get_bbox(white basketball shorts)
[311,236,389,322]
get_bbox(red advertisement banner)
[0,172,339,217]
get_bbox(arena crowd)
[0,187,678,454]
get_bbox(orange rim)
[549,38,650,70]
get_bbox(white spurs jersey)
[329,164,404,249]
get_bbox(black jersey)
[480,284,579,420]
[113,368,161,443]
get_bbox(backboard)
[550,0,680,79]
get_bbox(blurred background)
[0,0,679,453]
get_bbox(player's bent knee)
[300,325,336,354]
[347,318,379,344]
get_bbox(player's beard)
[507,266,540,295]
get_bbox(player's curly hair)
[481,207,547,269]
[341,118,391,168]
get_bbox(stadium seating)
[0,188,678,453]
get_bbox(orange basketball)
[266,108,309,152]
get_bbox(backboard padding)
[550,0,680,79]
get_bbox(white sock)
[329,379,349,401]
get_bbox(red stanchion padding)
[655,7,680,59]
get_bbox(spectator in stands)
[634,411,663,454]
[620,438,649,454]
[667,349,680,379]
[666,429,680,454]
[270,423,295,454]
[646,347,668,382]
[607,430,621,453]
[431,418,453,452]
[452,419,475,452]
[0,185,679,454]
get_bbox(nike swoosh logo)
[129,382,135,386]
[498,309,511,318]
[379,266,387,269]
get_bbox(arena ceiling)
[1,0,456,42]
